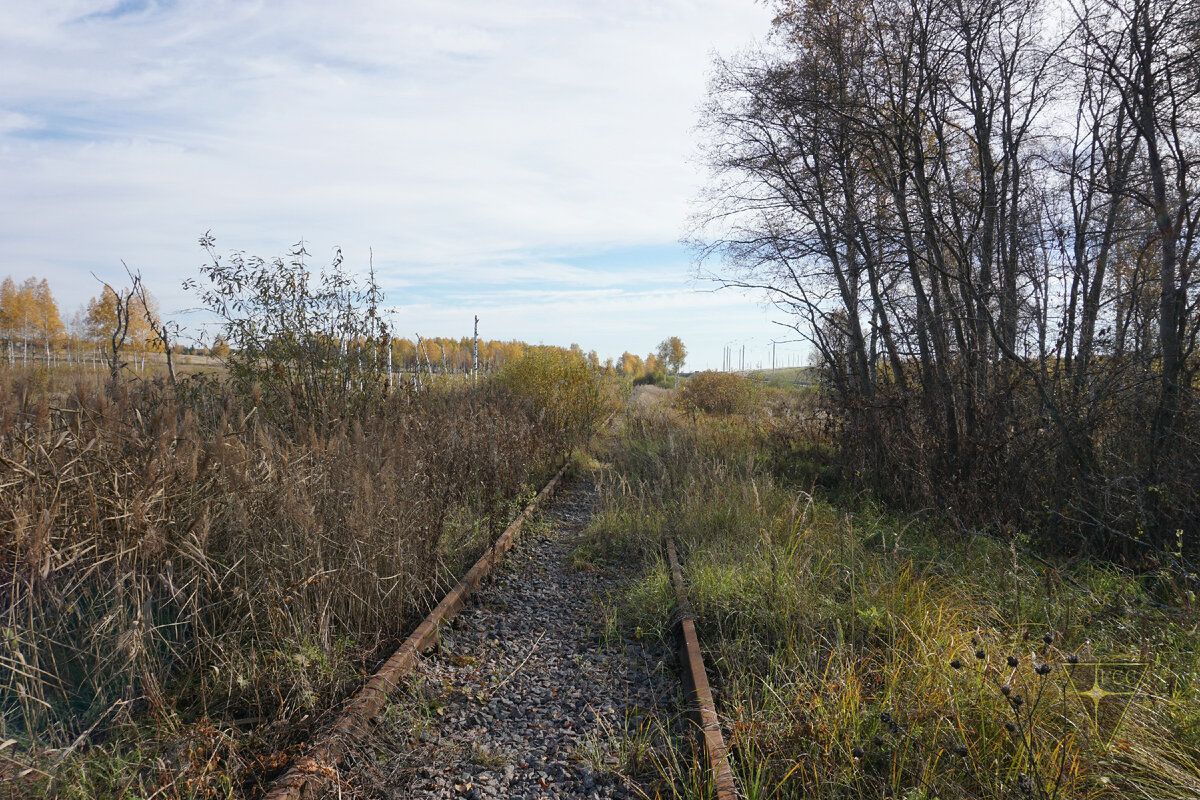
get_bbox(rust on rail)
[666,538,740,800]
[263,458,572,800]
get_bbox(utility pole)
[771,342,776,377]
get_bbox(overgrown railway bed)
[372,480,673,799]
[259,472,736,800]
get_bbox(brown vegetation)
[0,367,586,796]
[587,404,1200,800]
[0,235,618,797]
[676,370,755,416]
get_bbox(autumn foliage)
[498,345,615,449]
[0,276,64,347]
[676,370,754,415]
[0,239,619,795]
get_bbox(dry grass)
[0,363,591,797]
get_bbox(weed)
[0,367,579,796]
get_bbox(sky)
[0,0,809,371]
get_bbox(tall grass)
[583,406,1200,799]
[0,363,597,797]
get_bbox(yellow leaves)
[82,285,157,351]
[656,335,688,374]
[619,350,645,376]
[498,346,607,444]
[0,276,64,344]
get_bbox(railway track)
[261,465,739,799]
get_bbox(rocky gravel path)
[374,479,676,800]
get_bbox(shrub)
[497,346,612,449]
[632,370,663,387]
[185,234,392,430]
[590,409,1200,800]
[676,370,754,415]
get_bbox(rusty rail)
[666,538,739,800]
[263,459,572,800]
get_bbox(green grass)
[744,366,817,388]
[579,406,1200,799]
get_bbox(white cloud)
[0,0,789,365]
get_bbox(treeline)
[695,0,1198,560]
[0,273,675,384]
[0,275,163,362]
[389,337,663,379]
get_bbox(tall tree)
[656,336,688,386]
[0,276,64,357]
[692,0,1200,553]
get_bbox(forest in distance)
[0,268,688,387]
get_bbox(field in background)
[743,366,817,388]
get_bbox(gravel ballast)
[374,480,675,800]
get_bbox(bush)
[590,410,1200,800]
[185,234,392,430]
[676,370,754,415]
[497,346,613,450]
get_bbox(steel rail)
[263,458,572,800]
[666,538,740,800]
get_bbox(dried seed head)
[1043,632,1054,645]
[1007,655,1019,668]
[852,746,864,759]
[1066,652,1079,664]
[954,745,968,757]
[950,659,963,670]
[1005,721,1017,732]
[879,711,892,723]
[1035,662,1052,675]
[975,649,986,660]
[1000,684,1012,696]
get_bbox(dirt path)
[360,479,675,800]
[629,384,672,412]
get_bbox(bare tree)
[692,0,1200,555]
[90,273,136,383]
[122,262,178,385]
